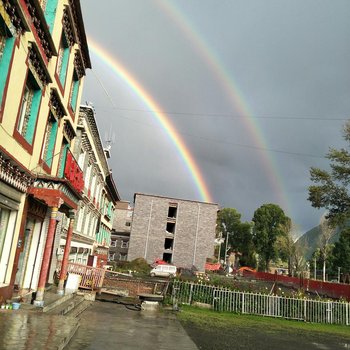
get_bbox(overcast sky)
[81,1,350,235]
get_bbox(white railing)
[171,281,350,326]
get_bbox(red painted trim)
[0,36,18,122]
[36,211,57,291]
[27,187,78,210]
[59,218,74,284]
[41,161,51,174]
[13,129,34,154]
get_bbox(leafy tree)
[252,204,289,271]
[308,121,350,227]
[332,228,350,279]
[216,208,255,267]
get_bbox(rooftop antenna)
[104,130,116,159]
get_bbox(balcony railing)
[56,261,106,290]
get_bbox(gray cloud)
[81,0,350,234]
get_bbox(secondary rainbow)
[88,38,212,203]
[156,0,291,215]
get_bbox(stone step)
[47,295,85,316]
[66,300,92,318]
[42,293,74,313]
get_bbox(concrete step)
[66,300,92,318]
[42,292,74,313]
[47,295,85,316]
[57,317,80,350]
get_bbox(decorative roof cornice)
[24,0,57,59]
[0,151,33,192]
[63,119,76,142]
[62,5,76,47]
[49,88,67,119]
[79,106,109,175]
[74,50,85,79]
[28,42,52,88]
[2,0,30,34]
[68,0,91,69]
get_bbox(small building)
[127,193,218,271]
[109,201,132,263]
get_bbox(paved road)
[66,301,198,350]
[0,311,78,350]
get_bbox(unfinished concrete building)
[127,193,218,271]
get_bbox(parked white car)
[150,264,177,278]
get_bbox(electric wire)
[88,71,342,160]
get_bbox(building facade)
[127,193,218,271]
[109,201,132,263]
[0,0,90,302]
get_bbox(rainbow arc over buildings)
[155,0,291,216]
[88,39,212,203]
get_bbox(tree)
[332,228,350,280]
[216,208,255,267]
[252,204,289,271]
[318,216,336,281]
[308,121,350,227]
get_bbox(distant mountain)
[296,224,340,260]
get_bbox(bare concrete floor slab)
[66,301,198,350]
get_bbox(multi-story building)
[70,105,119,269]
[109,201,132,263]
[127,193,218,271]
[0,0,90,303]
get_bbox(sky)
[81,0,350,236]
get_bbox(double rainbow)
[156,0,291,215]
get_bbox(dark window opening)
[166,222,175,234]
[162,253,172,263]
[168,206,177,218]
[164,238,173,250]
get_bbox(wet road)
[66,301,198,350]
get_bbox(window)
[16,72,41,145]
[69,70,80,112]
[0,17,15,109]
[125,222,131,227]
[164,238,173,250]
[166,222,175,234]
[56,32,69,87]
[57,141,69,177]
[110,240,116,247]
[0,207,17,284]
[108,253,115,261]
[41,113,58,168]
[0,207,10,259]
[119,253,127,261]
[168,205,177,218]
[121,241,128,248]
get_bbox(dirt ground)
[178,310,350,350]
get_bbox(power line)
[91,105,348,121]
[89,71,329,160]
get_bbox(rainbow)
[156,1,291,215]
[87,38,213,203]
